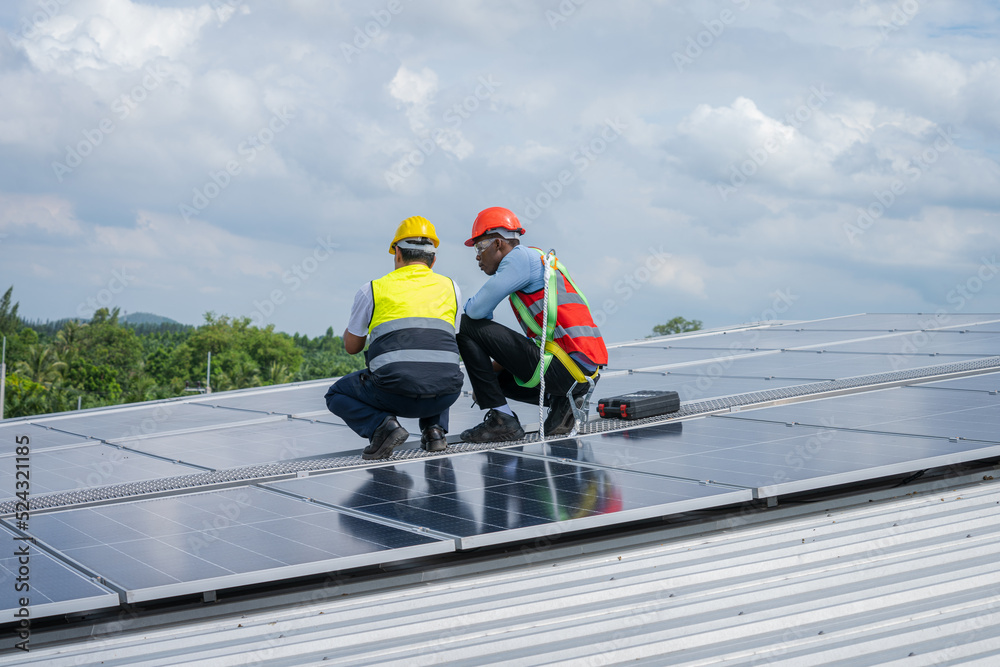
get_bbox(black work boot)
[363,416,409,460]
[460,409,525,443]
[421,425,448,452]
[543,394,585,436]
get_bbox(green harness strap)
[509,249,593,389]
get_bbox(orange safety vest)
[508,248,608,376]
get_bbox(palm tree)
[14,345,67,389]
[55,319,87,366]
[265,362,293,385]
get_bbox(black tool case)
[597,390,680,419]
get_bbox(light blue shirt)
[464,245,544,320]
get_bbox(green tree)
[3,374,48,419]
[75,308,144,396]
[650,316,703,337]
[54,319,87,365]
[0,286,20,336]
[14,344,67,388]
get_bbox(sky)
[1,0,998,344]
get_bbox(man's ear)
[429,255,436,269]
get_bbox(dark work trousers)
[325,370,460,440]
[456,314,589,410]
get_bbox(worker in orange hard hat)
[457,206,608,443]
[325,216,464,460]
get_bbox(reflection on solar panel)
[23,487,450,603]
[3,313,999,621]
[521,417,1000,498]
[0,525,118,618]
[268,450,751,549]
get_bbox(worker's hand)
[492,360,504,373]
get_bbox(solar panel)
[586,372,817,410]
[30,403,286,442]
[0,444,204,502]
[6,313,998,623]
[116,419,359,470]
[771,313,1000,331]
[723,386,1000,443]
[646,351,985,381]
[604,345,768,371]
[520,417,1000,498]
[642,328,902,350]
[191,382,332,417]
[812,332,1000,356]
[0,525,119,618]
[914,372,1000,394]
[268,450,752,549]
[24,486,451,603]
[0,423,95,454]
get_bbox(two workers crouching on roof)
[324,207,609,460]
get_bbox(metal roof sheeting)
[9,476,1000,666]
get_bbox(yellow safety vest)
[366,264,463,396]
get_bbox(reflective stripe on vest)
[508,248,608,369]
[366,264,464,396]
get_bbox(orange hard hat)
[464,207,526,246]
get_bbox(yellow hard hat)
[389,215,440,254]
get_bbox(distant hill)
[121,312,182,325]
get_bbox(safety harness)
[509,248,600,437]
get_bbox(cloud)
[11,0,230,75]
[0,192,84,238]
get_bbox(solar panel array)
[3,314,999,620]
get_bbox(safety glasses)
[473,238,497,254]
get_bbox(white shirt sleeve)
[346,283,374,337]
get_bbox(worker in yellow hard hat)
[324,216,464,459]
